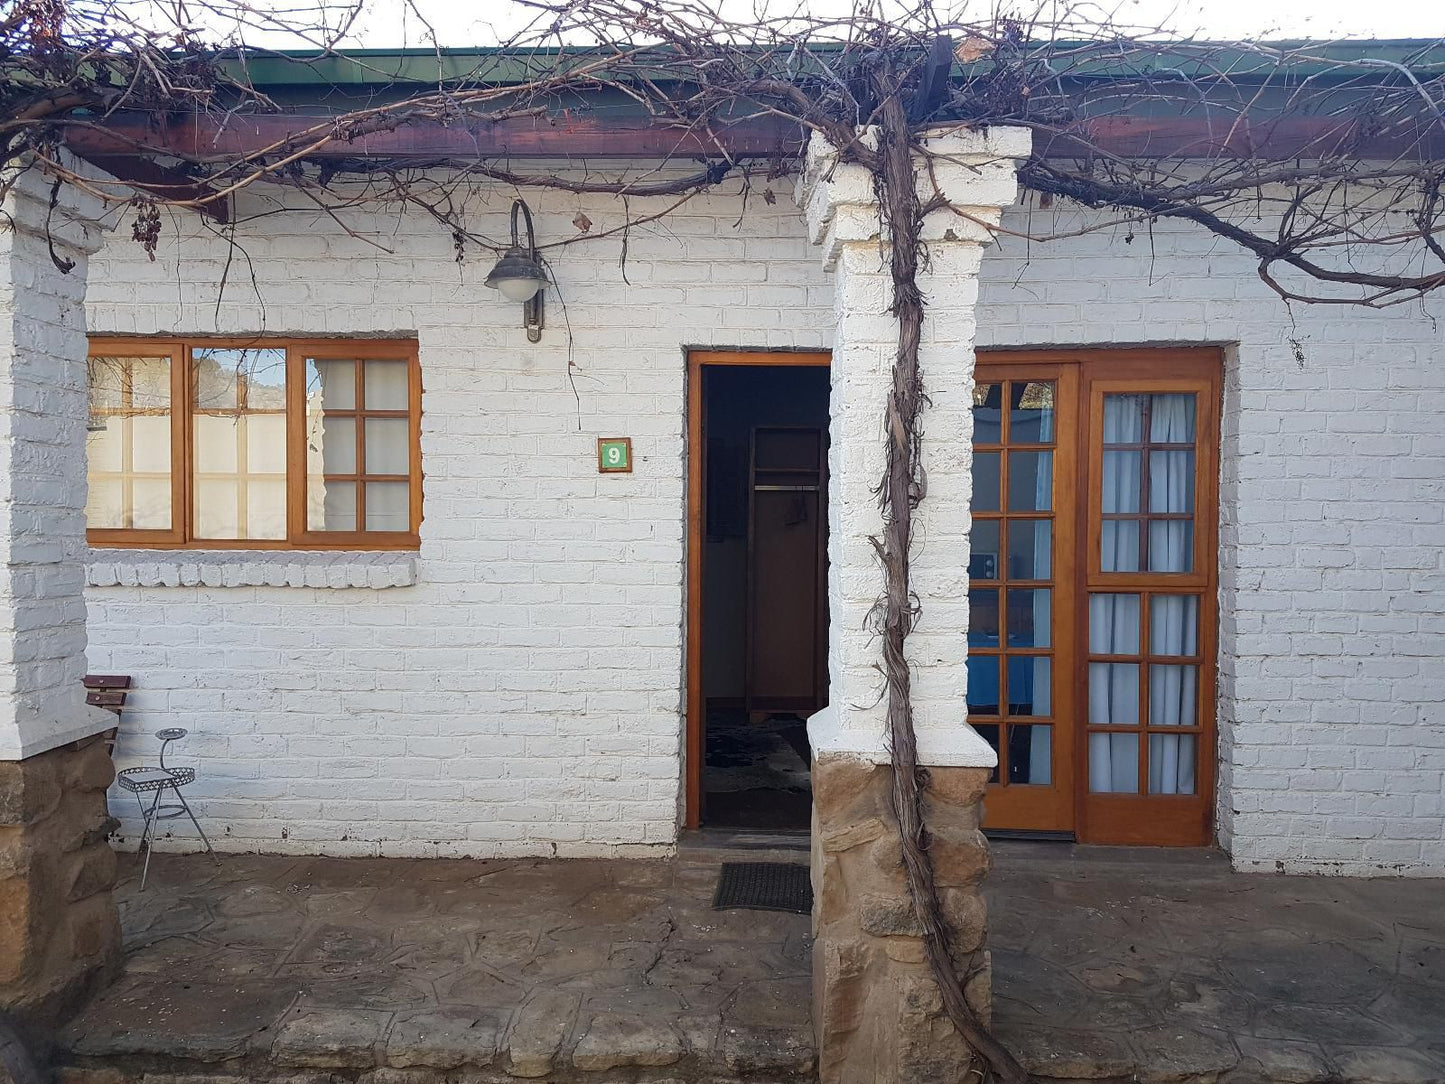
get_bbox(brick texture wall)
[85,181,1445,874]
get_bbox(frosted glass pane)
[365,419,409,474]
[321,417,356,474]
[195,479,239,538]
[1089,733,1139,793]
[86,479,124,529]
[365,481,409,531]
[309,359,355,410]
[1089,663,1139,723]
[130,416,172,473]
[1150,734,1197,794]
[247,414,287,474]
[194,416,238,473]
[246,479,287,539]
[130,479,171,530]
[315,480,357,532]
[364,360,409,409]
[86,423,122,473]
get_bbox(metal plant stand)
[116,728,217,889]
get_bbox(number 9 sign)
[597,437,632,474]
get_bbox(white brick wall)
[85,175,1445,874]
[976,199,1445,877]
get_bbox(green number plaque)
[597,437,632,473]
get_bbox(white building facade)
[81,166,1445,876]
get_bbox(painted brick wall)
[85,180,1445,874]
[975,202,1445,877]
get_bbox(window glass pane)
[968,520,999,580]
[308,359,355,410]
[965,655,999,714]
[1101,450,1141,512]
[365,481,410,531]
[1007,520,1051,580]
[1007,450,1052,511]
[1103,394,1145,443]
[1149,665,1199,726]
[1150,596,1199,655]
[972,383,1002,444]
[192,349,287,540]
[1089,662,1139,723]
[1007,657,1050,717]
[1149,450,1196,513]
[364,360,410,410]
[1149,520,1194,573]
[972,452,1000,512]
[365,418,410,474]
[1101,521,1141,573]
[86,356,173,532]
[1089,594,1140,654]
[1149,734,1197,794]
[1008,725,1052,785]
[1006,588,1051,648]
[1149,393,1196,443]
[1089,733,1139,793]
[320,417,357,474]
[968,589,998,647]
[311,480,357,532]
[1009,382,1055,443]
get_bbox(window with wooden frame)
[85,338,421,549]
[971,349,1221,847]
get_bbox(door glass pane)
[973,452,1000,512]
[1150,596,1199,655]
[1008,725,1052,784]
[365,481,410,531]
[1009,382,1056,443]
[1007,450,1053,511]
[1149,734,1197,794]
[1089,594,1140,654]
[1007,520,1051,580]
[1149,521,1194,572]
[1101,521,1141,573]
[1007,589,1052,648]
[1101,450,1141,512]
[1103,393,1145,442]
[968,589,999,647]
[1149,450,1196,513]
[1008,657,1050,717]
[1149,393,1196,442]
[1149,665,1199,726]
[969,520,1000,580]
[1089,733,1139,793]
[972,383,1003,444]
[966,656,1000,714]
[364,360,410,409]
[1089,663,1139,723]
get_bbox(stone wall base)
[0,734,121,1029]
[811,754,993,1084]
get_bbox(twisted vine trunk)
[871,74,1027,1084]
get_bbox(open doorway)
[686,351,831,831]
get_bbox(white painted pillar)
[802,126,1032,772]
[0,160,109,762]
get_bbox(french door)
[970,349,1221,846]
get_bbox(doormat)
[712,861,813,915]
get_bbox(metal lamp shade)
[486,248,547,302]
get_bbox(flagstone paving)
[48,840,1445,1083]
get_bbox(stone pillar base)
[0,734,121,1027]
[811,754,992,1084]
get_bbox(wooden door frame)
[684,349,831,830]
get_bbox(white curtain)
[1101,395,1142,572]
[1088,594,1140,793]
[1148,393,1196,573]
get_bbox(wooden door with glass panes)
[972,350,1221,845]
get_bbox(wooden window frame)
[86,337,422,550]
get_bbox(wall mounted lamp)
[485,198,548,343]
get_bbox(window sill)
[86,549,419,589]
